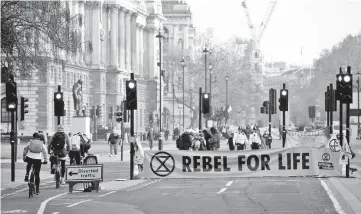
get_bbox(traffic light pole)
[14,109,18,163]
[199,87,202,130]
[282,83,286,148]
[268,101,272,149]
[330,84,333,133]
[129,73,135,180]
[327,86,330,127]
[11,111,15,182]
[346,103,350,178]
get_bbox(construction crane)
[241,0,278,63]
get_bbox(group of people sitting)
[22,125,93,195]
[176,127,222,151]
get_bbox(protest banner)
[143,146,342,179]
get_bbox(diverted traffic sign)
[65,164,103,182]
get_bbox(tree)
[1,1,92,79]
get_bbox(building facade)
[160,0,196,131]
[1,0,166,135]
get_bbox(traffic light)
[21,97,29,121]
[308,105,316,119]
[108,106,114,119]
[54,91,64,116]
[202,93,210,114]
[269,88,277,114]
[6,80,17,112]
[342,70,352,103]
[96,105,102,118]
[336,73,344,101]
[115,111,123,122]
[90,106,95,119]
[262,101,268,114]
[279,89,288,111]
[126,80,137,110]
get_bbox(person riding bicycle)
[69,132,82,165]
[48,125,70,185]
[23,132,48,195]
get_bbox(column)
[72,0,80,65]
[110,5,119,69]
[131,13,138,73]
[139,26,144,77]
[118,8,125,71]
[79,0,86,66]
[91,1,101,69]
[125,11,131,71]
[135,24,140,75]
[102,4,109,67]
[183,24,189,51]
[147,27,156,78]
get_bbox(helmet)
[57,125,64,132]
[33,132,40,139]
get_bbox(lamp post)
[209,63,213,118]
[156,28,164,150]
[202,46,209,92]
[225,75,229,126]
[181,56,186,132]
[357,72,361,139]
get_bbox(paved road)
[1,177,343,214]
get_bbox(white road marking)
[226,181,233,187]
[66,199,92,208]
[52,212,60,214]
[217,188,227,194]
[319,178,346,214]
[1,181,55,199]
[1,210,27,213]
[98,191,116,198]
[37,192,68,214]
[126,179,162,191]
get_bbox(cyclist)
[48,125,70,185]
[69,133,82,165]
[23,132,48,195]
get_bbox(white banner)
[143,146,342,178]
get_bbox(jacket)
[234,132,249,145]
[23,139,48,161]
[48,132,71,158]
[108,133,119,144]
[249,133,261,144]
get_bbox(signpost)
[65,164,103,193]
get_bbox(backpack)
[70,135,81,151]
[29,140,43,153]
[51,133,66,151]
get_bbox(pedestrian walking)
[108,130,120,157]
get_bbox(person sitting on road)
[202,129,213,150]
[23,132,48,195]
[48,125,70,185]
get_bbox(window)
[1,98,11,123]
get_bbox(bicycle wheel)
[29,171,35,198]
[55,170,60,188]
[28,183,32,198]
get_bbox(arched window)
[1,98,11,123]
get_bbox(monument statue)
[72,79,83,116]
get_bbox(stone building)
[160,0,196,131]
[1,0,166,135]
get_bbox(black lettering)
[193,156,201,172]
[202,156,213,172]
[223,156,230,171]
[261,154,270,170]
[287,153,292,169]
[293,153,300,170]
[238,155,246,171]
[302,153,310,169]
[182,156,192,172]
[214,156,222,172]
[279,154,285,170]
[247,155,259,171]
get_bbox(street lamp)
[225,75,229,126]
[202,46,209,92]
[357,72,361,139]
[209,63,213,117]
[156,28,164,150]
[180,56,186,132]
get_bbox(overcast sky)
[186,0,361,65]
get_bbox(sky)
[186,0,361,65]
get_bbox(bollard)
[130,142,134,180]
[158,132,163,150]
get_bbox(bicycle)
[28,166,35,198]
[51,153,62,188]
